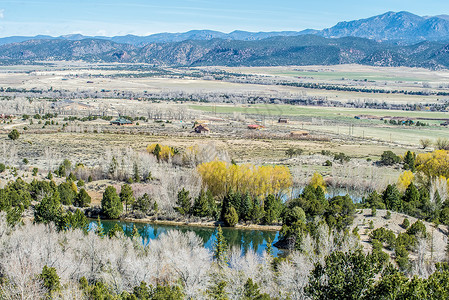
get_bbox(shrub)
[333,152,350,163]
[419,138,431,149]
[401,218,410,229]
[8,129,20,140]
[435,138,449,150]
[0,163,5,173]
[385,211,391,220]
[380,151,401,166]
[406,220,427,237]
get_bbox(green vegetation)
[8,129,20,140]
[101,186,123,219]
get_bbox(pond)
[89,220,284,257]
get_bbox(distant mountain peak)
[1,11,449,47]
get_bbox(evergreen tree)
[34,191,63,224]
[419,186,431,215]
[315,186,326,203]
[40,265,60,294]
[120,184,135,213]
[382,184,402,212]
[67,172,77,182]
[207,190,218,219]
[263,194,281,225]
[214,225,228,267]
[108,223,124,238]
[306,250,382,299]
[221,190,233,221]
[240,193,253,221]
[207,280,229,300]
[153,144,162,161]
[66,209,88,232]
[251,198,264,224]
[58,182,76,205]
[74,188,91,207]
[224,206,239,227]
[176,188,191,215]
[6,206,24,227]
[133,282,150,299]
[404,182,420,204]
[243,278,270,300]
[192,189,209,217]
[403,151,416,172]
[101,186,123,219]
[133,162,140,183]
[134,193,152,214]
[229,192,241,216]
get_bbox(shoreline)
[112,217,282,232]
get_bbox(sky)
[0,0,448,37]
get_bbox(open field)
[190,103,449,145]
[222,64,449,83]
[0,63,448,105]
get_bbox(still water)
[89,220,283,257]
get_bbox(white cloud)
[0,9,4,19]
[96,29,107,36]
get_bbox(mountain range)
[2,11,449,47]
[1,11,449,68]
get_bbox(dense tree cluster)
[278,184,356,250]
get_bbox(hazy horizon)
[0,0,448,38]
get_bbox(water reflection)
[91,220,282,257]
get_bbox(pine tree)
[192,189,209,217]
[101,186,123,219]
[207,279,229,300]
[404,182,420,203]
[40,265,60,294]
[176,188,191,215]
[263,194,280,225]
[34,191,63,224]
[95,216,105,237]
[108,223,124,238]
[153,144,162,161]
[241,193,253,221]
[214,225,228,267]
[120,184,135,213]
[224,206,238,227]
[75,188,91,207]
[207,190,218,219]
[403,151,416,172]
[243,278,269,300]
[133,162,140,183]
[383,184,402,212]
